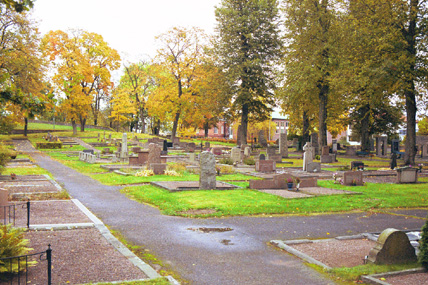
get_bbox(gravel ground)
[23,228,148,284]
[13,200,92,227]
[290,239,376,268]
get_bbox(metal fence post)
[47,244,52,285]
[27,201,30,228]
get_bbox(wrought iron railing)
[0,201,30,228]
[0,245,51,285]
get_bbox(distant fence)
[0,245,52,285]
[1,201,30,228]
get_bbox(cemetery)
[1,126,428,284]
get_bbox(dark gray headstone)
[259,154,266,160]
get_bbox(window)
[281,122,284,127]
[214,127,218,134]
[286,122,289,127]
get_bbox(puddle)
[187,227,233,233]
[220,239,234,245]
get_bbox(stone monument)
[367,228,417,265]
[0,188,8,220]
[279,132,288,158]
[199,151,216,189]
[303,142,313,171]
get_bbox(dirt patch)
[21,228,148,284]
[178,208,218,215]
[290,239,376,268]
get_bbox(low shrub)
[216,165,235,175]
[164,170,181,177]
[135,169,154,177]
[0,224,36,275]
[166,162,187,173]
[0,145,11,174]
[243,157,255,165]
[36,142,62,149]
[219,157,234,165]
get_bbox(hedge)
[36,142,62,149]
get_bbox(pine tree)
[214,0,282,144]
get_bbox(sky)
[30,0,221,63]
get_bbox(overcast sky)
[31,0,221,63]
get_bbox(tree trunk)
[240,103,249,144]
[24,117,28,137]
[204,121,209,137]
[360,104,371,152]
[404,0,418,166]
[79,116,86,132]
[171,80,183,140]
[71,120,77,136]
[302,111,310,144]
[318,82,328,147]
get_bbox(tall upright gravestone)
[199,151,216,189]
[121,133,128,159]
[279,132,288,158]
[0,188,8,220]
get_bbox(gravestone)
[204,142,210,149]
[162,140,168,155]
[390,153,397,170]
[367,228,417,265]
[396,167,418,183]
[189,153,196,162]
[187,142,196,153]
[391,139,400,154]
[279,132,288,158]
[199,151,216,189]
[107,134,112,144]
[212,148,222,155]
[376,136,388,157]
[132,146,141,153]
[83,149,94,155]
[231,147,241,163]
[244,146,251,157]
[148,143,162,164]
[97,133,100,141]
[332,139,338,153]
[255,160,276,172]
[351,161,364,170]
[121,133,128,159]
[321,146,330,156]
[258,130,268,147]
[343,171,363,186]
[345,145,357,156]
[306,162,321,173]
[266,146,276,156]
[149,163,167,175]
[303,142,314,172]
[259,154,266,160]
[422,143,428,158]
[268,153,283,163]
[103,131,106,141]
[320,154,334,163]
[0,188,8,220]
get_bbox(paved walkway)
[15,140,427,284]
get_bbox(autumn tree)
[0,5,48,135]
[109,87,136,132]
[1,0,33,12]
[117,62,154,133]
[42,30,120,134]
[214,0,282,145]
[150,27,207,139]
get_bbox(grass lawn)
[121,179,428,217]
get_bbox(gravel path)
[15,139,428,285]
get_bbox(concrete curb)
[71,199,176,282]
[361,268,427,285]
[270,240,332,270]
[29,223,94,230]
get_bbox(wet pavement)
[16,140,427,284]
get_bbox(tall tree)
[280,0,342,148]
[151,27,207,139]
[41,30,120,134]
[215,0,282,145]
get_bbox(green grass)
[2,166,51,176]
[120,179,428,217]
[328,263,420,283]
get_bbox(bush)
[219,157,234,165]
[166,162,187,173]
[36,142,62,149]
[216,165,235,175]
[419,216,428,269]
[0,145,11,174]
[243,157,255,165]
[0,224,35,275]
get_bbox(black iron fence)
[0,245,51,285]
[0,201,30,228]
